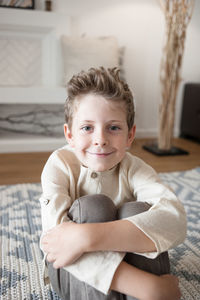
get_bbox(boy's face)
[64,94,135,172]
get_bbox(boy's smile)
[64,94,135,172]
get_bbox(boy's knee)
[117,201,151,219]
[68,194,117,224]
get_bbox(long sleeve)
[39,151,73,232]
[123,154,187,258]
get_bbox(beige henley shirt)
[39,144,187,294]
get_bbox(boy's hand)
[41,222,87,269]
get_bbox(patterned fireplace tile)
[0,104,64,137]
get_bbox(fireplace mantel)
[0,7,69,33]
[0,87,66,104]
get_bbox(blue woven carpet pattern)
[0,168,200,299]
[0,183,60,300]
[159,168,200,300]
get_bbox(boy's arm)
[126,157,187,257]
[85,218,156,254]
[42,218,155,269]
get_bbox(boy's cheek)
[74,137,88,149]
[68,139,75,148]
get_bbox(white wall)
[37,0,200,138]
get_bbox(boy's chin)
[78,155,121,172]
[79,160,113,172]
[88,162,117,172]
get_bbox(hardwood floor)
[0,138,200,185]
[130,138,200,173]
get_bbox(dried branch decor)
[158,0,194,150]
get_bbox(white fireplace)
[0,7,70,153]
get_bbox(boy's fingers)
[47,253,56,263]
[41,244,49,252]
[42,242,53,253]
[41,236,48,244]
[53,258,66,269]
[41,230,52,243]
[53,260,60,269]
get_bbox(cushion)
[61,35,120,84]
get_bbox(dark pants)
[47,194,170,300]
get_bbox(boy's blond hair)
[64,67,135,130]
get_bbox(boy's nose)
[93,131,108,147]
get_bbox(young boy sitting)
[40,67,186,300]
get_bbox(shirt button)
[43,199,50,205]
[91,172,98,179]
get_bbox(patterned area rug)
[0,168,200,300]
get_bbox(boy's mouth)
[86,151,114,157]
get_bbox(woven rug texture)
[0,167,200,300]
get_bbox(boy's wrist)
[78,223,94,253]
[79,223,101,253]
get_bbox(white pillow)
[61,35,119,84]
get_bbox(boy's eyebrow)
[80,120,125,123]
[109,120,125,123]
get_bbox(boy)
[40,67,186,300]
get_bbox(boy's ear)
[127,124,136,147]
[64,124,74,147]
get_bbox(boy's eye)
[81,126,92,132]
[109,125,120,131]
